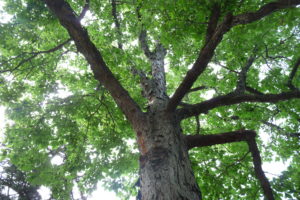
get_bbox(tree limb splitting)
[186,130,275,200]
[231,0,300,26]
[137,6,167,100]
[166,13,233,111]
[166,0,300,112]
[44,0,144,127]
[178,90,300,120]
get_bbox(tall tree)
[0,0,300,199]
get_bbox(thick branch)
[44,0,144,126]
[167,0,300,112]
[166,14,233,111]
[247,137,275,200]
[205,3,221,44]
[137,9,167,100]
[232,0,300,26]
[185,130,256,150]
[186,130,275,199]
[178,90,300,120]
[287,57,300,90]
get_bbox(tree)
[0,160,41,200]
[0,0,299,199]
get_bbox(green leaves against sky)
[0,0,299,199]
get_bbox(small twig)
[0,39,71,74]
[188,86,207,93]
[226,151,249,170]
[264,44,287,60]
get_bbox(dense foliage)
[0,0,299,199]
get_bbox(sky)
[0,0,291,199]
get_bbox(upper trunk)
[135,108,201,200]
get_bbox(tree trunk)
[136,109,201,200]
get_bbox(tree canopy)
[0,0,300,199]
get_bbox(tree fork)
[136,111,202,200]
[185,130,275,200]
[44,0,144,127]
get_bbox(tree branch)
[44,0,144,127]
[178,90,300,120]
[264,44,287,60]
[185,130,256,150]
[78,0,90,21]
[287,57,300,90]
[247,137,275,200]
[166,14,233,111]
[166,0,300,112]
[138,30,152,59]
[136,5,152,59]
[136,6,167,101]
[186,130,275,200]
[262,121,300,138]
[205,3,221,44]
[0,39,71,73]
[195,115,200,135]
[231,0,300,26]
[235,53,256,93]
[111,0,123,49]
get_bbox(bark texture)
[137,110,201,200]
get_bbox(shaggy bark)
[137,111,201,200]
[139,30,167,103]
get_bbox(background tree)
[0,160,41,200]
[0,0,300,199]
